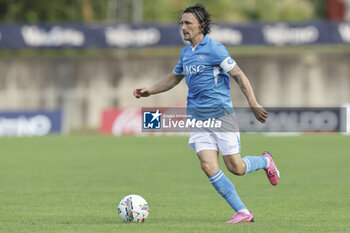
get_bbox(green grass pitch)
[0,134,349,233]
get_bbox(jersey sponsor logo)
[184,65,205,75]
[227,58,234,64]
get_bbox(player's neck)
[190,34,204,47]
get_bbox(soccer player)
[133,4,280,223]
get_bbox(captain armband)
[220,57,236,73]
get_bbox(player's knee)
[200,161,218,176]
[200,161,212,172]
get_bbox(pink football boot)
[262,151,280,186]
[225,211,254,223]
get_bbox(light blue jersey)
[173,35,236,119]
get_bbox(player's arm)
[133,73,184,98]
[227,65,268,123]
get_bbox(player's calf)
[223,154,245,176]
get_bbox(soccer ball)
[118,194,149,223]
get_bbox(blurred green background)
[0,0,325,23]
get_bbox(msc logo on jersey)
[143,109,161,129]
[184,65,205,74]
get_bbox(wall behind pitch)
[0,53,349,129]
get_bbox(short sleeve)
[173,57,183,75]
[212,43,236,72]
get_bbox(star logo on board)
[143,109,161,129]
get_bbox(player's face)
[180,13,203,44]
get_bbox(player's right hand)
[133,88,151,98]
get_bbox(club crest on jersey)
[197,54,205,61]
[184,65,205,74]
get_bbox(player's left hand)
[251,105,268,123]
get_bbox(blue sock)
[209,170,246,212]
[242,156,268,174]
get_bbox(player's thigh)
[215,132,245,175]
[197,149,220,177]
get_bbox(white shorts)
[188,131,241,156]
